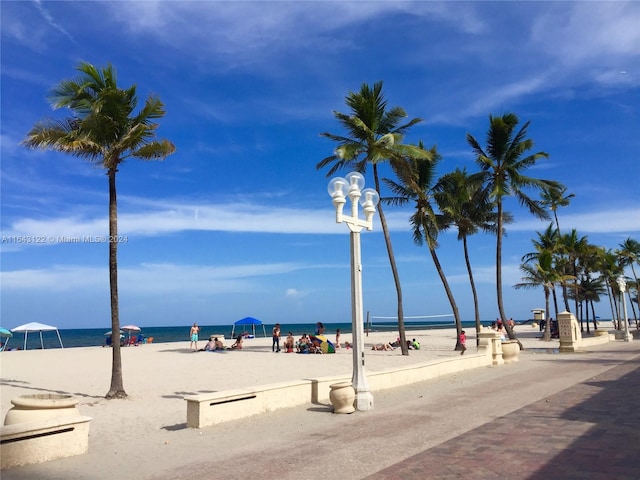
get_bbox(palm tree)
[23,62,175,398]
[516,249,573,341]
[559,229,589,318]
[617,237,640,315]
[317,81,430,356]
[383,146,465,351]
[433,168,503,346]
[540,185,574,308]
[522,224,562,317]
[515,238,573,341]
[540,185,575,232]
[466,113,561,342]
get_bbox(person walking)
[272,323,281,352]
[459,330,467,355]
[189,323,200,351]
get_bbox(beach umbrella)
[309,335,335,354]
[0,327,12,351]
[121,325,141,344]
[104,330,124,336]
[121,325,141,332]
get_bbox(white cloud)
[3,198,637,247]
[510,208,640,234]
[0,261,306,295]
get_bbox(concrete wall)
[185,345,494,428]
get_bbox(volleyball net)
[366,313,455,331]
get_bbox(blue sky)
[1,1,639,330]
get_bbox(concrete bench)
[185,380,312,428]
[0,415,92,469]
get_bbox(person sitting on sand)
[214,337,225,350]
[297,334,310,353]
[201,336,216,351]
[284,332,295,353]
[412,338,421,350]
[372,343,394,351]
[230,335,244,350]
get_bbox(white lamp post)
[328,171,379,411]
[616,276,633,342]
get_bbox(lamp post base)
[615,331,634,342]
[355,390,374,411]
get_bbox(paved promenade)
[367,346,640,480]
[3,334,638,480]
[146,339,640,480]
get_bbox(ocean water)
[1,319,498,351]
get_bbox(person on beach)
[497,324,506,341]
[201,336,216,351]
[412,338,421,350]
[230,335,244,350]
[284,332,295,352]
[315,322,325,335]
[272,323,281,352]
[189,323,200,351]
[297,334,310,353]
[214,337,225,350]
[372,343,394,351]
[335,329,341,349]
[459,330,467,355]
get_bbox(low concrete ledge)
[560,331,612,352]
[185,349,493,428]
[367,351,492,392]
[0,415,92,469]
[185,379,311,428]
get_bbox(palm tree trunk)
[106,168,126,399]
[428,245,462,350]
[552,288,559,318]
[463,236,481,347]
[542,287,551,341]
[373,165,408,355]
[496,201,518,344]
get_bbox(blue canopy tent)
[230,317,267,339]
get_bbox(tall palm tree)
[559,229,589,318]
[540,185,574,308]
[317,81,430,355]
[433,168,503,346]
[522,224,562,317]
[383,146,465,351]
[516,249,573,341]
[23,62,175,398]
[540,184,575,232]
[466,113,561,342]
[617,237,640,315]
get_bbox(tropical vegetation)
[320,85,638,350]
[23,62,175,398]
[317,81,431,355]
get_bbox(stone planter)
[329,382,355,414]
[501,340,520,364]
[4,394,80,426]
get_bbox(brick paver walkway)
[366,357,640,479]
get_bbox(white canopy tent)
[11,322,64,350]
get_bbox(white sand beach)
[0,326,600,479]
